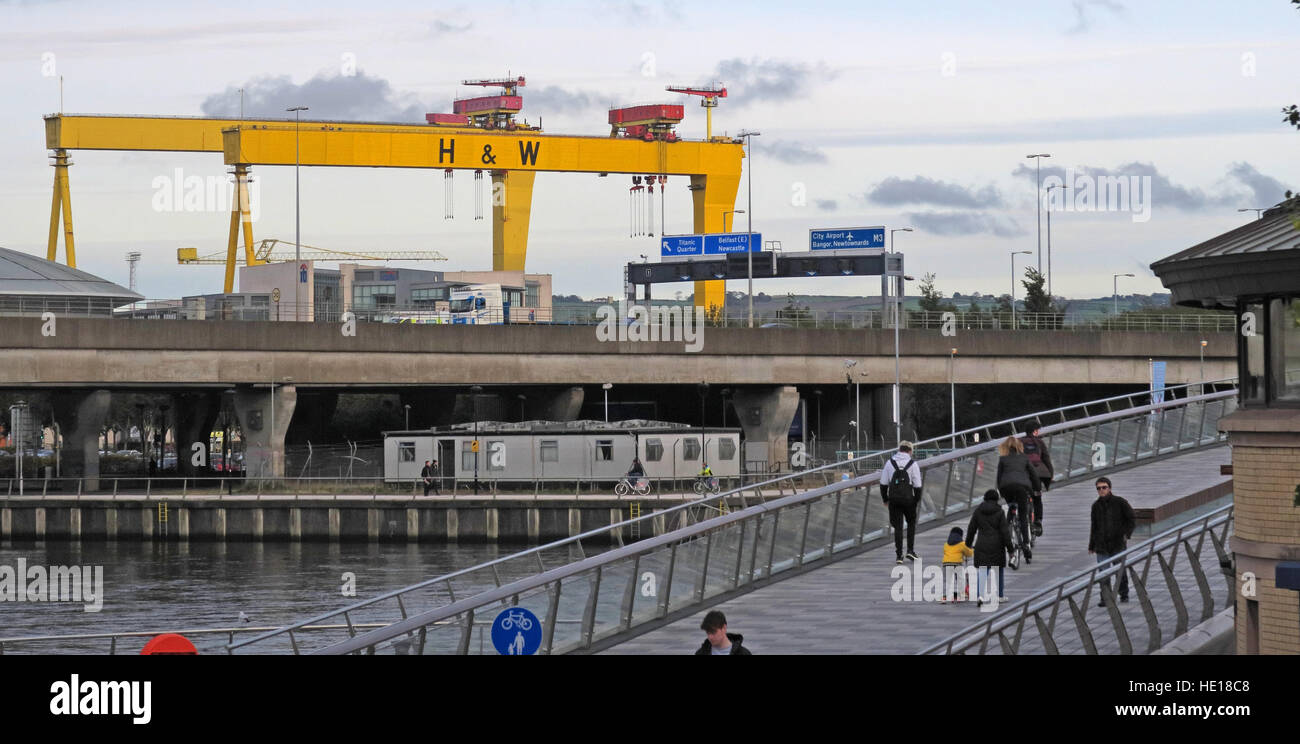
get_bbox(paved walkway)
[600,446,1231,655]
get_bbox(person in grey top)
[996,436,1040,562]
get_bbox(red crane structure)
[665,83,727,138]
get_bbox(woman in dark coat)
[995,436,1041,562]
[966,489,1014,603]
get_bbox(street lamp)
[893,274,914,448]
[1026,153,1051,272]
[404,403,410,430]
[722,210,744,233]
[1046,183,1063,299]
[737,129,760,328]
[1112,273,1135,317]
[844,360,860,453]
[1237,208,1265,220]
[287,105,308,321]
[1200,339,1207,386]
[517,394,527,421]
[949,347,957,449]
[1010,251,1031,329]
[697,382,709,469]
[469,384,482,495]
[602,383,613,422]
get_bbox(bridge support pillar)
[731,386,800,472]
[871,385,917,450]
[172,392,221,477]
[51,389,110,491]
[234,384,296,478]
[539,386,584,421]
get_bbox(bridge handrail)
[239,385,1235,654]
[918,503,1235,655]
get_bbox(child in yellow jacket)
[940,526,975,602]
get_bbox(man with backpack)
[880,441,924,565]
[1019,424,1054,536]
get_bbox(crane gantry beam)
[221,124,744,310]
[44,113,746,310]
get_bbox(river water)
[0,540,604,654]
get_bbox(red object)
[666,85,727,99]
[453,95,523,115]
[426,113,470,125]
[608,104,684,126]
[140,633,198,655]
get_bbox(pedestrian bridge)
[225,379,1238,654]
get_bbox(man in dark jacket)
[695,610,752,655]
[966,490,1016,605]
[1088,476,1135,606]
[1019,425,1054,535]
[420,460,438,496]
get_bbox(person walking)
[1019,424,1054,535]
[995,436,1040,562]
[880,440,923,565]
[966,490,1015,604]
[940,526,975,603]
[1088,476,1135,607]
[420,459,436,497]
[695,610,752,655]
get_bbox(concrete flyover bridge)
[0,316,1235,480]
[220,379,1236,654]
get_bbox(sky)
[1,0,1297,302]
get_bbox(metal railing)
[919,503,1235,655]
[225,379,1236,654]
[0,295,1232,333]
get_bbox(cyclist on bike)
[627,457,645,478]
[1019,425,1053,536]
[996,436,1040,563]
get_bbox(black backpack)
[888,456,916,504]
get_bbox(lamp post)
[517,394,527,421]
[470,385,482,495]
[844,360,859,452]
[1026,153,1051,272]
[697,382,709,469]
[889,228,913,331]
[287,106,308,321]
[949,347,957,449]
[893,274,914,448]
[1112,273,1135,317]
[1010,250,1031,328]
[1046,183,1062,299]
[1200,340,1207,386]
[722,210,744,233]
[404,404,410,430]
[737,129,760,328]
[602,382,613,422]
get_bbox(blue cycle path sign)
[491,607,542,655]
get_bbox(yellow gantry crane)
[177,238,448,265]
[44,94,744,309]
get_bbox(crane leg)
[690,172,741,319]
[47,153,62,262]
[237,165,259,266]
[57,152,77,268]
[491,170,536,271]
[224,194,240,294]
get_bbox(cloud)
[1066,0,1124,35]
[1224,162,1290,206]
[867,176,1004,208]
[757,140,827,164]
[814,199,837,211]
[906,211,1027,238]
[712,58,831,107]
[1013,161,1290,211]
[430,20,472,35]
[523,85,608,116]
[599,0,685,23]
[200,70,430,123]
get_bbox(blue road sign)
[704,232,761,254]
[491,607,542,655]
[661,235,705,257]
[809,227,885,251]
[1150,361,1167,404]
